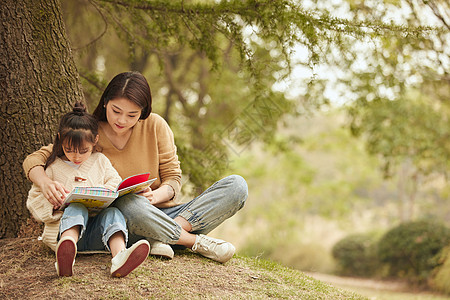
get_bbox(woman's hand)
[140,185,174,205]
[140,187,159,205]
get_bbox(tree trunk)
[0,0,83,237]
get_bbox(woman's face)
[105,98,142,135]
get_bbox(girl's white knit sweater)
[26,152,122,251]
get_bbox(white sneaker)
[149,240,174,259]
[55,236,77,276]
[111,240,150,277]
[191,234,236,263]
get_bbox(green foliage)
[77,67,109,112]
[377,219,450,283]
[334,1,450,218]
[349,91,450,178]
[62,0,433,192]
[332,233,380,277]
[431,246,450,295]
[96,0,423,69]
[229,110,386,221]
[321,0,450,181]
[223,111,394,273]
[176,142,229,193]
[211,108,450,275]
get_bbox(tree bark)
[0,0,83,237]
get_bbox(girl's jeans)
[112,175,248,245]
[59,203,128,252]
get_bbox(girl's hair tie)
[72,101,87,116]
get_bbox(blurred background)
[60,0,449,293]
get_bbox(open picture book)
[60,173,156,214]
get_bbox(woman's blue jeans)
[112,175,248,245]
[59,203,128,251]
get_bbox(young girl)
[26,102,150,277]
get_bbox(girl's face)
[62,138,97,166]
[105,98,142,135]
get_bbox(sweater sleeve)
[23,144,53,180]
[156,117,182,203]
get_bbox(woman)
[23,71,248,263]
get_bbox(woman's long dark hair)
[92,71,152,121]
[45,102,99,169]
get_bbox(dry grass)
[0,237,366,299]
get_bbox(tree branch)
[73,0,109,50]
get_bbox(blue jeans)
[112,175,248,245]
[59,203,128,252]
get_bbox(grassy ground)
[0,237,365,299]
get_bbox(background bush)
[332,233,379,277]
[431,246,450,295]
[377,219,450,283]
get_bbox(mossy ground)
[0,237,364,299]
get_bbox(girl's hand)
[40,178,70,209]
[29,165,69,209]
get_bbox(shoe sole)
[150,247,174,260]
[111,243,150,278]
[149,252,174,260]
[56,239,76,276]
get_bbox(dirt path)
[306,272,450,300]
[306,272,409,292]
